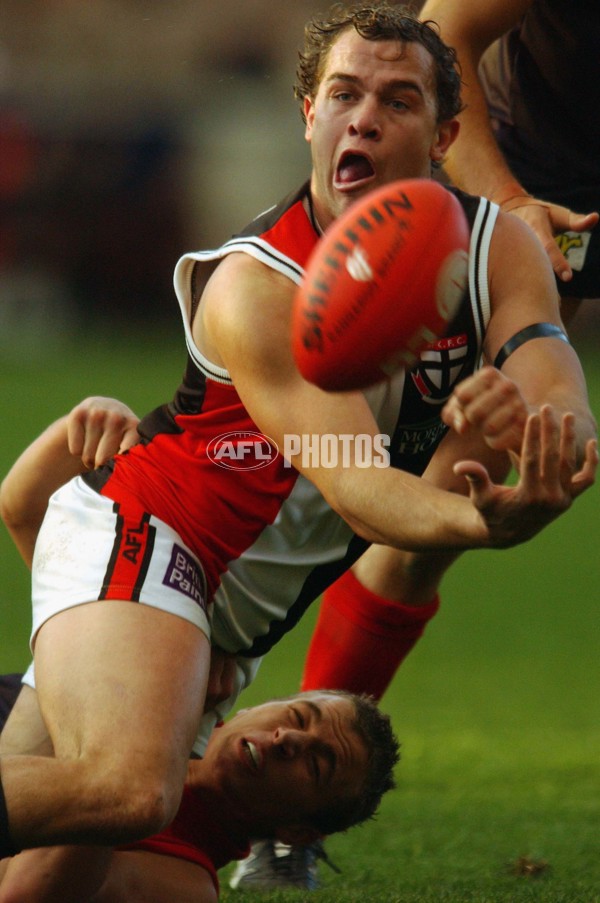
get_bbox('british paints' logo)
[162,544,207,611]
[206,431,279,471]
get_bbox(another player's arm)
[443,212,597,466]
[421,0,532,204]
[420,0,599,280]
[0,399,139,567]
[199,253,594,551]
[85,851,218,903]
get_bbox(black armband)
[493,323,570,370]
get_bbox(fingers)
[519,406,567,506]
[516,406,592,505]
[442,367,527,452]
[557,411,577,489]
[570,437,599,497]
[544,233,574,284]
[506,199,598,282]
[67,398,140,470]
[459,406,595,549]
[567,209,600,232]
[452,459,494,501]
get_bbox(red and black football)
[292,179,470,391]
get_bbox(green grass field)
[1,325,599,902]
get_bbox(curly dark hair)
[302,689,401,836]
[294,2,463,124]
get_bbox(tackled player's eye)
[311,754,321,784]
[291,706,305,728]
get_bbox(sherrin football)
[292,179,470,391]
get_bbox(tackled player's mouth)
[241,738,262,772]
[334,151,376,192]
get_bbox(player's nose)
[349,98,382,139]
[272,727,308,758]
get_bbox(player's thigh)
[33,600,210,773]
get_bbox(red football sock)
[301,568,440,700]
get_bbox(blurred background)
[2,0,599,342]
[0,0,349,346]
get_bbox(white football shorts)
[30,476,211,646]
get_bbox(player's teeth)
[247,741,259,768]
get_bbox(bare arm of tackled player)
[0,399,139,568]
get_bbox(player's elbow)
[0,479,43,568]
[0,474,19,530]
[75,766,183,845]
[0,478,26,538]
[109,776,181,842]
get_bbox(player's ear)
[304,96,315,141]
[430,118,460,164]
[275,823,322,846]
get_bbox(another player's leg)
[301,543,450,699]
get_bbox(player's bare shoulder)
[488,208,559,307]
[195,251,297,371]
[484,207,563,360]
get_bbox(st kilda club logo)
[206,431,279,470]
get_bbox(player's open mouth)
[242,739,261,771]
[335,152,375,190]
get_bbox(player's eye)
[311,754,321,784]
[290,706,305,728]
[334,91,355,103]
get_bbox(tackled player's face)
[202,692,369,834]
[304,29,456,229]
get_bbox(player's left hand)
[500,195,599,283]
[454,405,597,548]
[442,366,528,454]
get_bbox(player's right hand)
[454,405,597,548]
[67,397,140,470]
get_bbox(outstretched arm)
[420,0,599,282]
[200,252,596,554]
[0,398,139,567]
